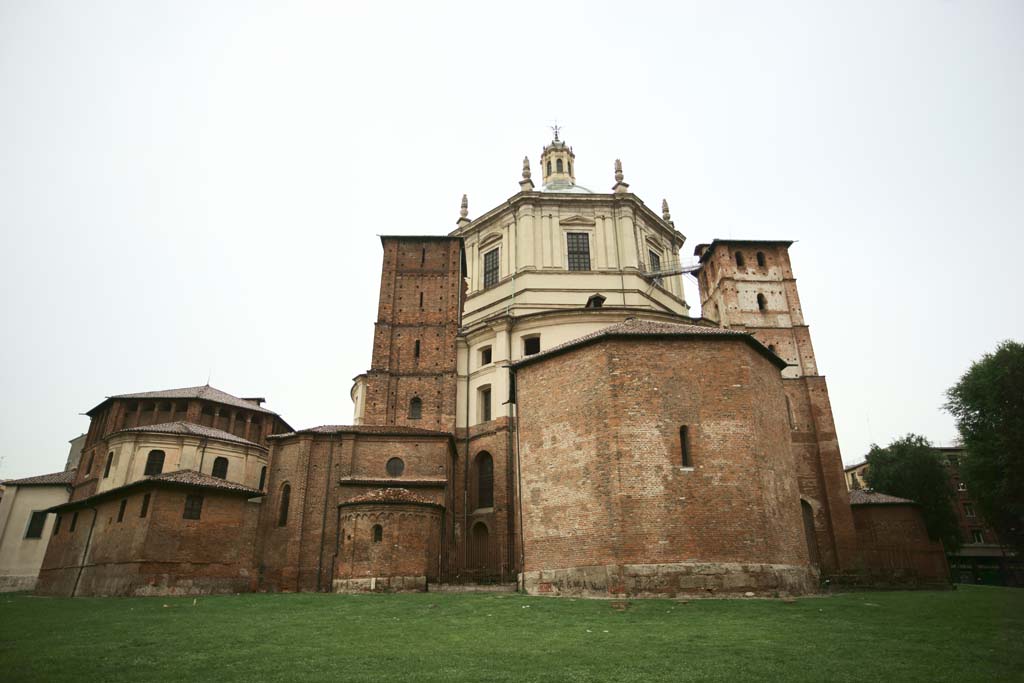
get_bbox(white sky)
[1,1,1021,478]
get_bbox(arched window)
[372,524,383,543]
[103,452,114,478]
[86,452,95,475]
[757,293,767,312]
[734,251,745,268]
[258,466,267,490]
[568,161,572,176]
[409,397,422,420]
[211,457,229,479]
[556,158,563,173]
[546,161,552,176]
[278,483,291,527]
[756,251,766,267]
[679,426,691,467]
[144,450,164,476]
[476,452,494,509]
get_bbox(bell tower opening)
[540,125,577,189]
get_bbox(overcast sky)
[1,1,1021,478]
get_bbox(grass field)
[2,586,1021,682]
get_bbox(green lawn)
[2,586,1021,682]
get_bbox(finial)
[612,159,629,193]
[519,156,535,192]
[551,123,561,142]
[456,194,471,227]
[662,199,671,221]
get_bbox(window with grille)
[567,233,590,271]
[649,250,662,273]
[409,397,422,420]
[483,248,499,288]
[25,511,47,539]
[183,494,203,520]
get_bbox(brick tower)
[362,236,465,432]
[694,239,858,576]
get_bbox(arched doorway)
[801,500,821,568]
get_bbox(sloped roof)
[270,425,453,440]
[339,487,442,508]
[88,385,279,416]
[113,421,264,449]
[510,317,787,370]
[49,469,261,512]
[2,469,76,487]
[849,489,917,506]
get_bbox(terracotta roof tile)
[49,469,261,512]
[849,489,917,506]
[2,469,76,487]
[339,487,441,507]
[89,385,279,415]
[511,317,785,369]
[114,421,264,449]
[271,425,453,439]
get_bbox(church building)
[27,131,947,597]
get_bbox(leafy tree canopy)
[864,434,961,552]
[945,339,1024,551]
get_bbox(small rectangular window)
[183,494,203,520]
[480,387,492,422]
[480,346,492,366]
[53,513,62,535]
[483,248,499,288]
[117,499,127,523]
[414,340,420,358]
[567,232,591,271]
[523,336,540,356]
[140,493,151,518]
[679,426,692,467]
[649,250,662,273]
[70,511,78,532]
[25,511,47,539]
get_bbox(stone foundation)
[332,575,427,593]
[0,575,38,593]
[521,562,818,598]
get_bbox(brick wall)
[513,336,814,596]
[363,238,463,432]
[37,487,260,597]
[851,504,950,585]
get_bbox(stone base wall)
[0,574,37,593]
[521,562,818,598]
[332,575,427,593]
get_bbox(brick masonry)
[513,336,816,597]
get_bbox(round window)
[386,457,405,477]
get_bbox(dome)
[540,179,595,194]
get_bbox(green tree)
[864,434,961,552]
[945,340,1024,552]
